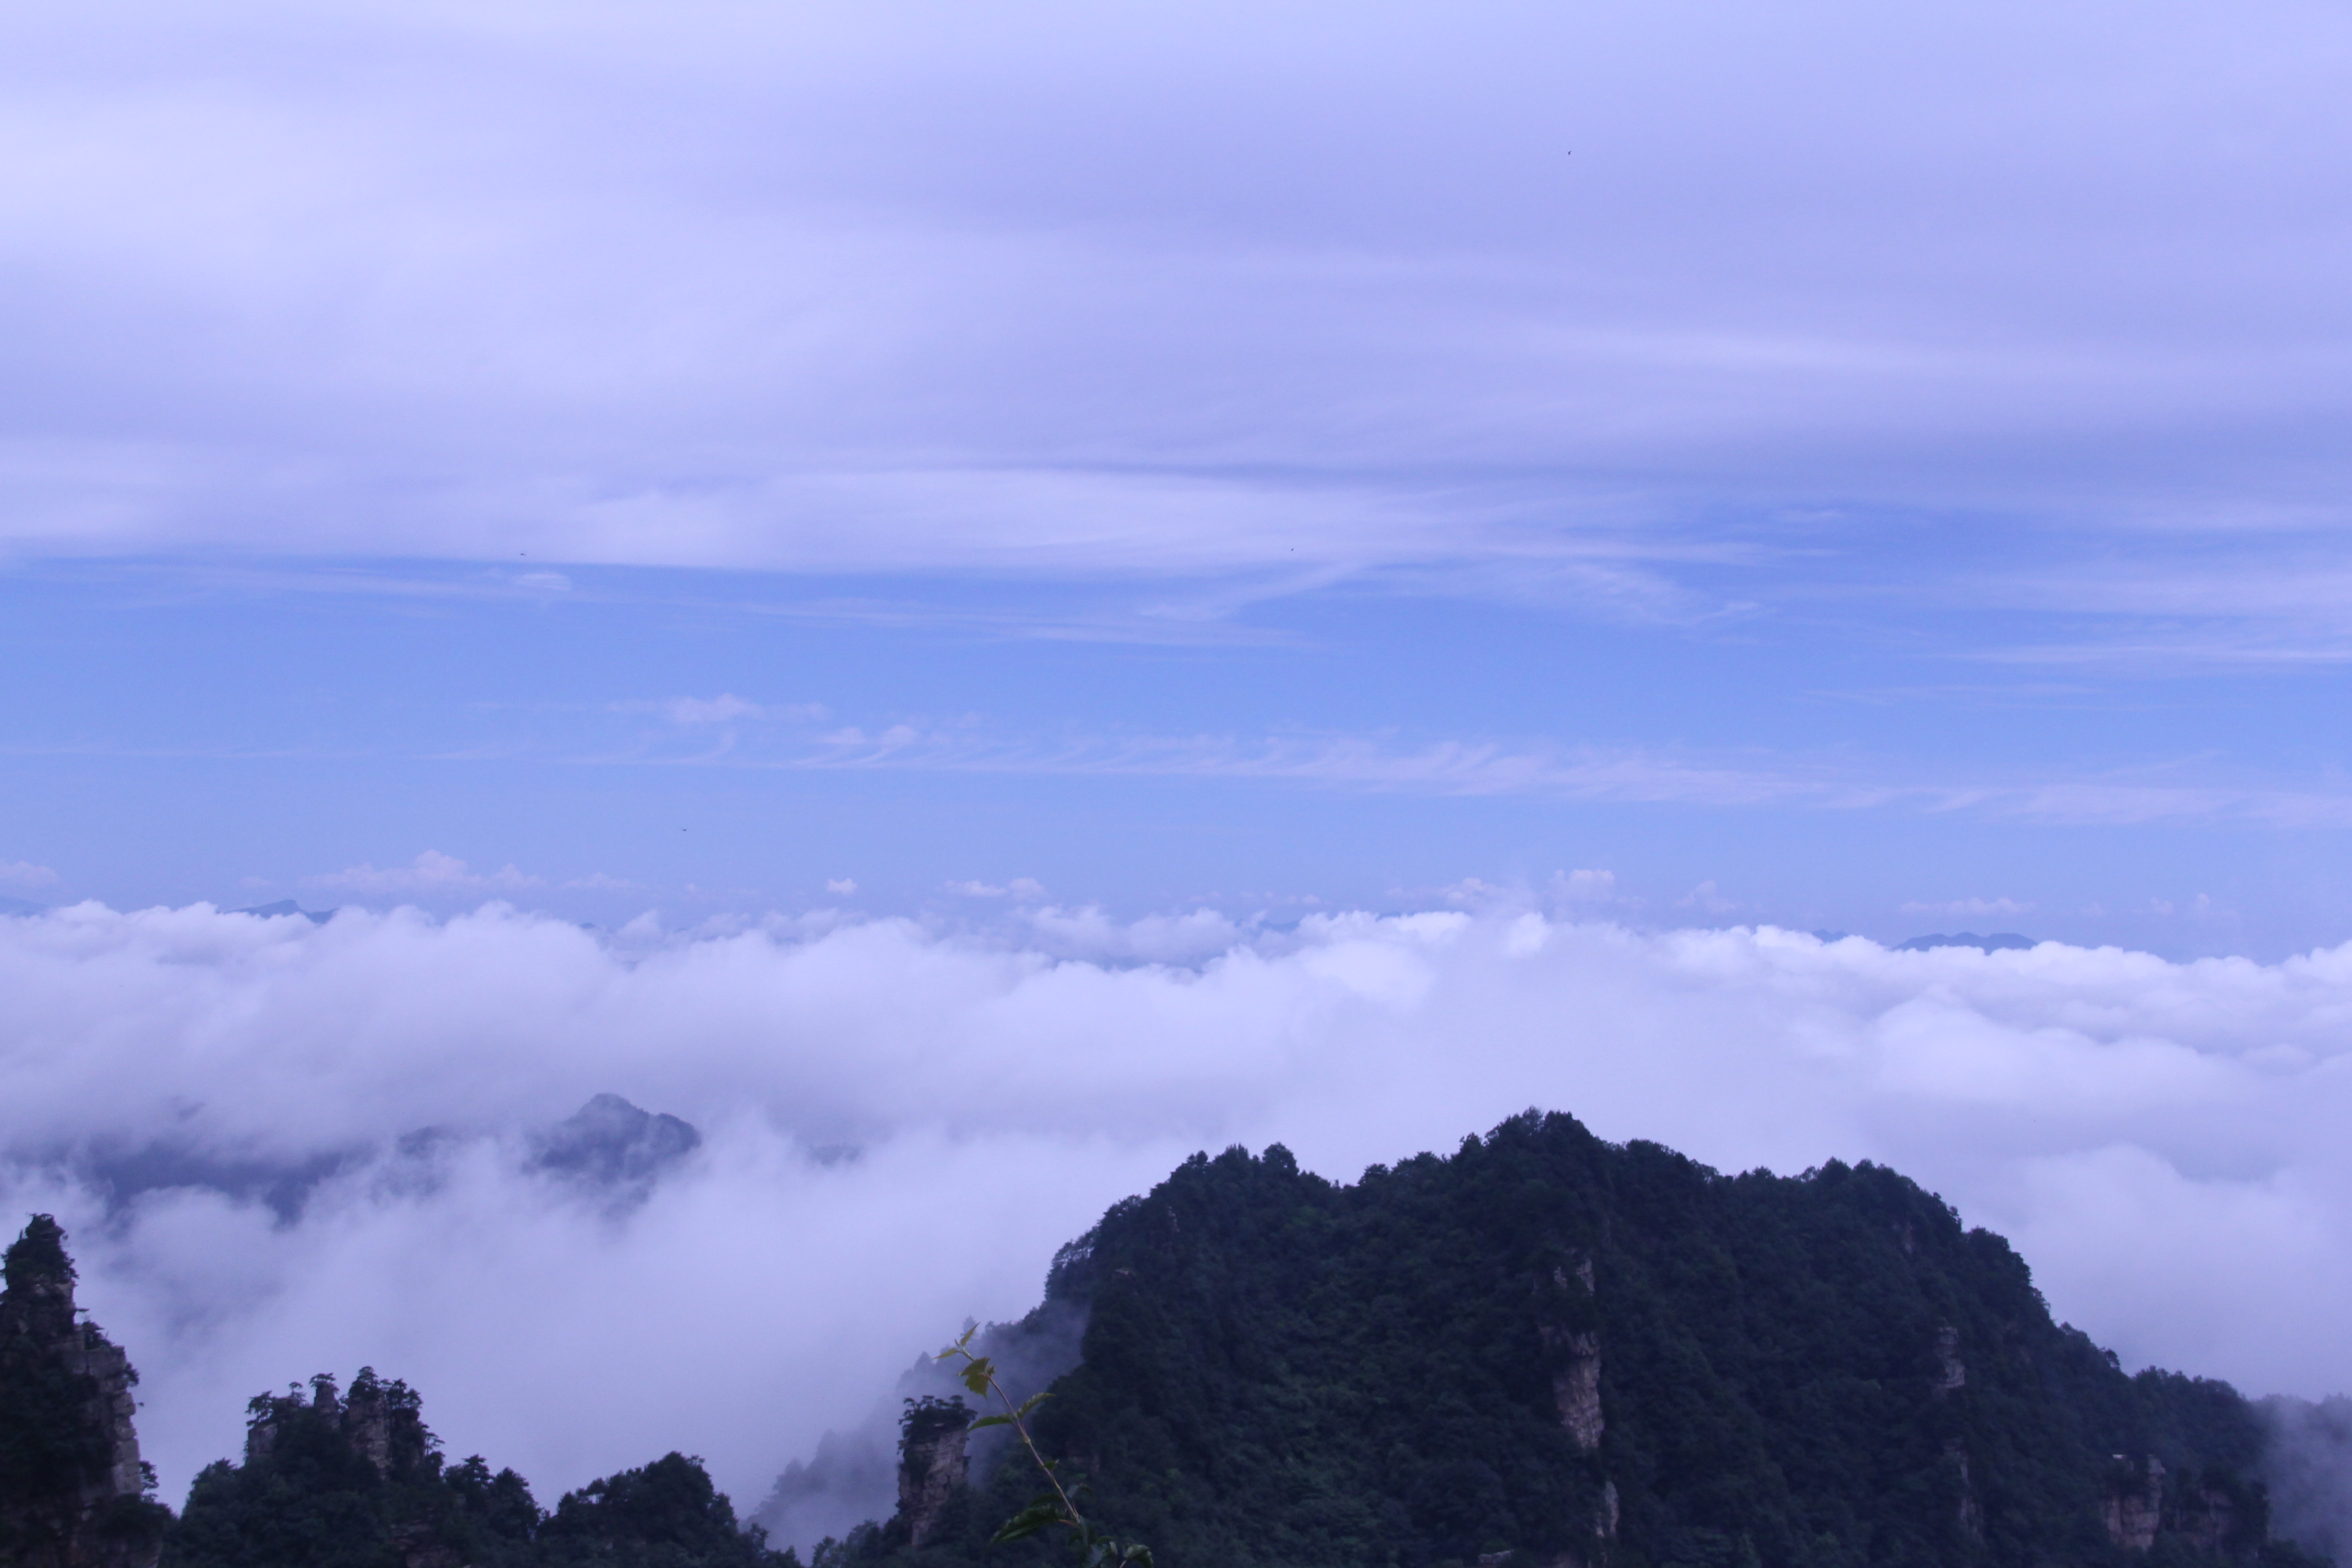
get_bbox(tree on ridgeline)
[166,1371,790,1568]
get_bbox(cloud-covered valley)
[6,900,2352,1516]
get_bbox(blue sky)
[6,0,2352,952]
[10,555,2352,956]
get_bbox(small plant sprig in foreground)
[936,1327,1153,1568]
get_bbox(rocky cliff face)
[0,1215,166,1568]
[1531,1251,1613,1558]
[2101,1454,2265,1558]
[242,1367,431,1479]
[1534,1256,1606,1455]
[893,1398,971,1549]
[2105,1456,2166,1551]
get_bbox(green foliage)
[0,1336,117,1559]
[539,1450,787,1567]
[3,1214,73,1295]
[935,1328,1152,1568]
[163,1373,789,1568]
[0,1333,111,1532]
[840,1112,2311,1568]
[905,1397,977,1454]
[2,1213,172,1563]
[166,1378,508,1568]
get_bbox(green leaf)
[1122,1546,1155,1567]
[1015,1390,1054,1417]
[990,1499,1066,1545]
[968,1413,1014,1430]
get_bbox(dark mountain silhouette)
[0,1216,170,1568]
[164,1369,787,1568]
[529,1093,703,1194]
[1896,934,2039,954]
[808,1112,2327,1568]
[12,1108,2342,1568]
[229,901,334,925]
[69,1093,699,1223]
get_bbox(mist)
[6,899,2352,1517]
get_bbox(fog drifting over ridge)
[6,901,2352,1513]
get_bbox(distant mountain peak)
[230,900,332,925]
[1896,931,2039,953]
[531,1093,702,1191]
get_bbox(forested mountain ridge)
[823,1111,2324,1568]
[0,1217,792,1568]
[161,1373,792,1568]
[7,1109,2338,1568]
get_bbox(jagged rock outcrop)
[243,1366,431,1477]
[754,1297,1089,1561]
[893,1397,970,1548]
[1534,1257,1605,1453]
[0,1215,167,1568]
[2104,1456,2166,1550]
[1549,1331,1603,1452]
[1948,1441,1984,1540]
[1936,1323,1967,1392]
[2179,1478,2247,1555]
[2100,1454,2268,1558]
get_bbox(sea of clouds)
[6,900,2352,1514]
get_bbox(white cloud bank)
[6,902,2352,1515]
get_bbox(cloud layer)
[4,0,2350,621]
[6,900,2352,1515]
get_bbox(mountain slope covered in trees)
[10,1107,2340,1568]
[0,1217,790,1568]
[823,1111,2323,1568]
[163,1374,790,1568]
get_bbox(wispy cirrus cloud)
[13,682,2350,833]
[600,694,833,727]
[944,878,1046,901]
[562,873,642,893]
[662,694,768,726]
[309,851,543,896]
[1901,896,2034,919]
[704,722,2352,831]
